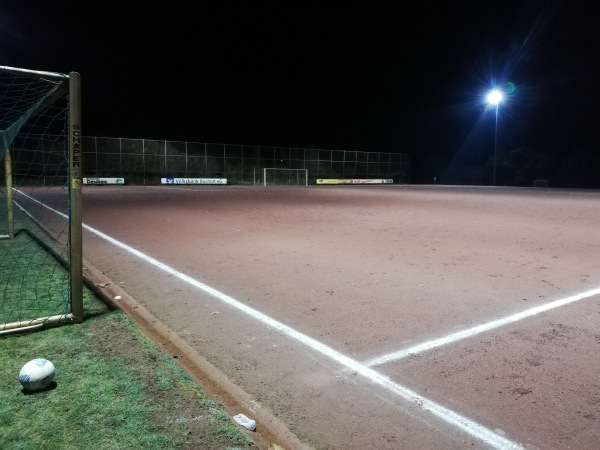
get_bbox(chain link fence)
[82,137,411,184]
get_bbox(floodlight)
[486,89,503,105]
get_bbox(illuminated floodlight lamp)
[486,89,503,105]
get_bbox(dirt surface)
[84,262,306,450]
[80,185,600,449]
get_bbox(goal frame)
[263,167,308,186]
[2,149,13,239]
[0,65,83,331]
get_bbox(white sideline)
[364,287,600,367]
[82,223,522,449]
[15,189,523,448]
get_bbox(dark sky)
[2,1,600,180]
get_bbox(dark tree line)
[413,146,600,188]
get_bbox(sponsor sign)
[83,177,125,185]
[316,179,393,185]
[161,178,227,185]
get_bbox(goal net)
[263,168,308,186]
[0,65,83,333]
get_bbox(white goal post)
[263,168,308,186]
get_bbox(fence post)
[94,136,98,177]
[143,139,146,185]
[119,137,122,175]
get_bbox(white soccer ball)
[19,358,56,391]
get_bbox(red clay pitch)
[81,185,600,449]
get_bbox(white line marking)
[14,189,68,219]
[364,287,600,367]
[82,222,522,449]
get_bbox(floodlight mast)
[486,89,503,185]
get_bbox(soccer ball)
[19,358,55,391]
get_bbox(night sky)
[2,1,600,184]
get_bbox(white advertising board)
[161,178,227,185]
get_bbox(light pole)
[486,89,503,185]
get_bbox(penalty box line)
[82,221,523,449]
[364,287,600,368]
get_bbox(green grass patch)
[0,287,255,449]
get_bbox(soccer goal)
[263,168,308,186]
[0,65,83,333]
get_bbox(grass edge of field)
[0,284,257,450]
